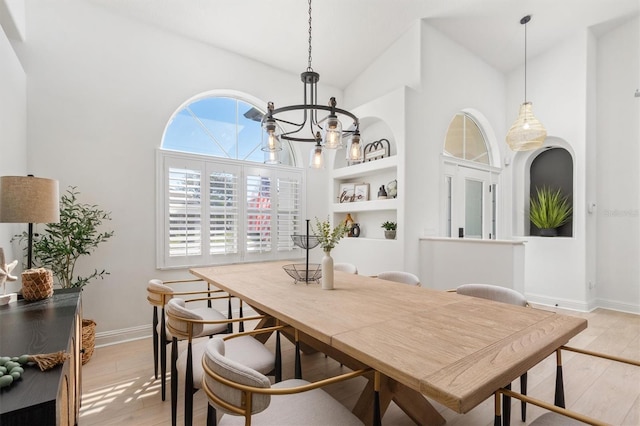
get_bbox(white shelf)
[332,156,397,180]
[333,198,398,212]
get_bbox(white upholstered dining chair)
[334,262,358,274]
[166,298,280,426]
[376,270,421,286]
[202,334,372,426]
[146,278,233,401]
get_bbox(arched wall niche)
[511,137,576,237]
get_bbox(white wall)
[17,0,338,338]
[595,16,640,313]
[0,4,27,289]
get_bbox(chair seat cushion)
[528,412,585,426]
[218,379,363,425]
[178,335,275,389]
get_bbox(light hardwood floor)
[79,307,639,425]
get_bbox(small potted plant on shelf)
[381,221,397,239]
[529,186,572,237]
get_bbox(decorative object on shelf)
[288,219,321,284]
[351,223,361,238]
[354,183,369,202]
[260,0,362,167]
[387,179,398,199]
[529,186,572,237]
[0,175,60,269]
[377,185,388,200]
[0,248,18,306]
[21,268,53,301]
[339,183,355,203]
[506,15,547,151]
[381,221,397,240]
[311,217,348,290]
[363,138,390,162]
[344,213,355,237]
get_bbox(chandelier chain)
[307,0,313,71]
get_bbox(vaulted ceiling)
[89,0,639,88]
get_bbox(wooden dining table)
[191,261,587,425]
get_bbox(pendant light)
[506,15,547,151]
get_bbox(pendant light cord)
[307,0,313,72]
[520,15,531,103]
[524,18,527,102]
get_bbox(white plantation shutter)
[208,166,240,256]
[277,173,302,252]
[158,150,304,268]
[245,172,272,254]
[168,167,202,257]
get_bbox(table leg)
[353,374,446,426]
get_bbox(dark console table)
[0,288,82,426]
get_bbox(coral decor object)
[0,248,18,305]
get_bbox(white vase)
[321,250,334,290]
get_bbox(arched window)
[156,93,303,269]
[444,113,490,165]
[442,111,500,239]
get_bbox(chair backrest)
[334,263,358,274]
[166,298,205,339]
[203,337,272,417]
[377,271,420,286]
[456,283,527,307]
[146,279,174,306]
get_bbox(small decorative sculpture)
[0,247,18,305]
[378,185,388,199]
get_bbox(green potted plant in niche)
[529,186,572,237]
[381,221,397,240]
[17,186,114,364]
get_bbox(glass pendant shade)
[264,149,281,164]
[505,102,546,151]
[261,118,282,152]
[309,143,324,169]
[345,132,363,164]
[322,115,343,149]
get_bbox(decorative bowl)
[282,264,321,284]
[290,234,320,249]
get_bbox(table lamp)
[0,175,60,270]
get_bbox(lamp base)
[0,292,18,305]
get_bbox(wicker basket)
[82,319,96,365]
[21,268,54,301]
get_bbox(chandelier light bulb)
[309,136,324,169]
[322,114,343,149]
[346,131,363,164]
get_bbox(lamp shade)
[0,176,60,224]
[505,102,547,151]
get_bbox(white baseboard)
[594,298,640,315]
[94,307,258,348]
[524,292,593,312]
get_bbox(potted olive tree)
[19,186,114,363]
[529,186,572,237]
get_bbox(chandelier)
[505,15,547,151]
[261,0,362,168]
